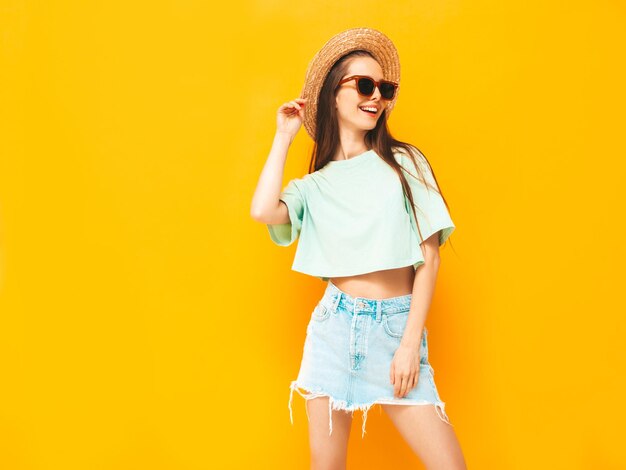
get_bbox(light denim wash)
[289,280,453,438]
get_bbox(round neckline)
[327,149,376,167]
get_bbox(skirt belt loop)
[332,291,341,313]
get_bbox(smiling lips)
[359,105,379,117]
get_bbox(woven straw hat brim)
[299,27,401,140]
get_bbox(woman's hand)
[390,343,421,398]
[276,97,307,138]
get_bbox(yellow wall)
[1,1,624,468]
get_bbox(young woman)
[251,28,467,469]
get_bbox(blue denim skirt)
[288,280,453,438]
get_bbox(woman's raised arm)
[250,97,307,223]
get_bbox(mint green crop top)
[267,147,455,281]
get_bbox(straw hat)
[299,27,401,140]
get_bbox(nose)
[370,85,382,101]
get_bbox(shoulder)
[284,171,318,196]
[391,144,430,175]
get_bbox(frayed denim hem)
[288,380,452,439]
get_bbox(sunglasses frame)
[336,75,398,101]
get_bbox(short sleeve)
[266,178,306,246]
[396,149,455,245]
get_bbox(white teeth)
[360,106,377,113]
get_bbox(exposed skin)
[251,56,467,470]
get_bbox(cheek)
[336,97,360,119]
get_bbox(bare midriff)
[328,265,416,300]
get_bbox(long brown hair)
[307,50,454,248]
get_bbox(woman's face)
[335,56,386,134]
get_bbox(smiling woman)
[250,27,467,469]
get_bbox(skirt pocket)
[311,303,330,322]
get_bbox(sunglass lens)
[357,78,375,96]
[380,82,396,100]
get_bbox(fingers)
[279,98,308,114]
[394,375,407,398]
[393,371,419,398]
[401,375,410,397]
[284,100,305,110]
[390,351,421,398]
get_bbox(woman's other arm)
[402,234,441,347]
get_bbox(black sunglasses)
[337,75,398,101]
